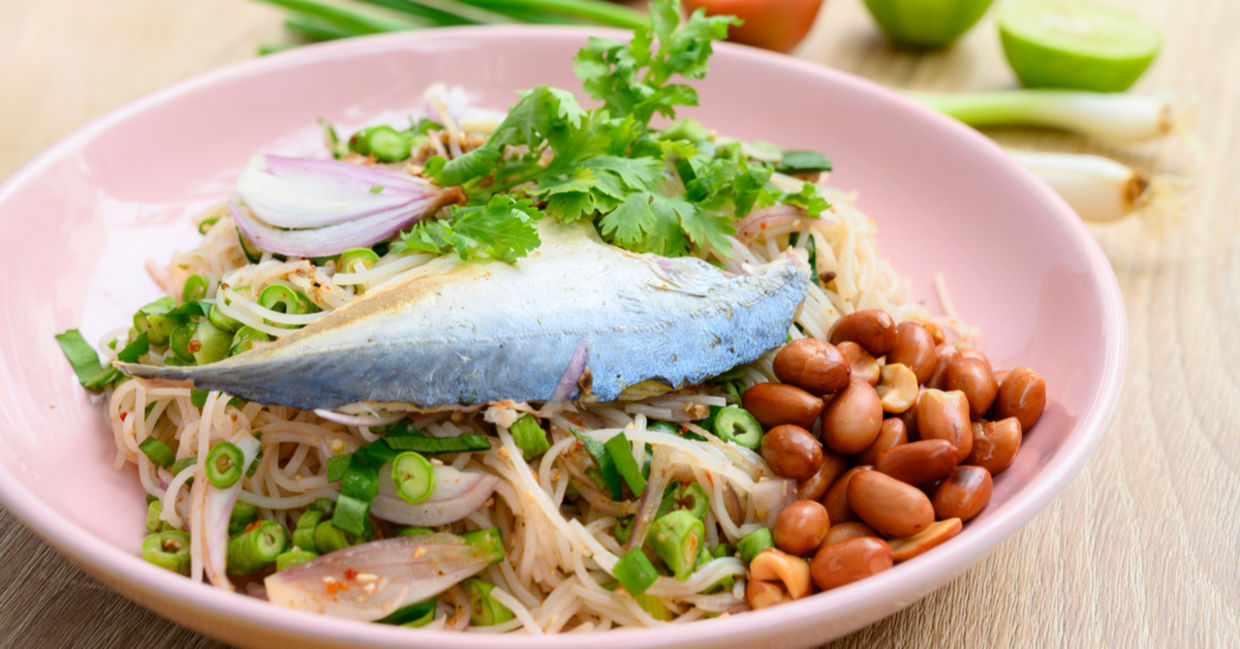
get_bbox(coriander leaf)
[394,195,541,263]
[777,150,833,175]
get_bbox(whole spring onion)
[142,530,192,574]
[462,578,515,626]
[206,441,245,488]
[1008,149,1159,223]
[648,509,705,581]
[910,90,1175,143]
[228,520,289,576]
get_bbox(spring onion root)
[1008,149,1155,223]
[910,90,1175,142]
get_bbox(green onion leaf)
[604,433,646,495]
[776,150,833,174]
[571,429,623,500]
[138,437,175,468]
[613,546,658,597]
[375,597,437,627]
[383,434,491,454]
[331,493,371,536]
[509,414,550,460]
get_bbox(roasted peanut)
[837,341,880,386]
[773,500,831,556]
[926,343,961,390]
[823,521,878,546]
[896,403,919,440]
[761,425,823,480]
[876,362,919,414]
[828,309,897,357]
[993,367,1046,431]
[797,450,847,501]
[854,417,907,466]
[822,465,871,524]
[888,517,962,562]
[946,356,998,418]
[957,347,993,371]
[742,383,823,429]
[917,389,973,463]
[920,320,946,345]
[847,470,935,538]
[874,439,958,485]
[888,321,937,384]
[773,338,851,395]
[821,379,883,455]
[746,549,812,609]
[810,537,894,591]
[966,417,1022,475]
[933,466,993,522]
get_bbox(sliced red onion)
[626,445,678,551]
[441,584,472,631]
[236,155,440,229]
[264,533,494,620]
[312,408,406,427]
[735,205,806,244]
[201,435,262,591]
[549,340,590,402]
[230,195,441,259]
[749,478,797,529]
[369,464,498,527]
[685,591,750,614]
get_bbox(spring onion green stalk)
[181,274,210,302]
[314,520,359,554]
[613,546,659,597]
[460,527,506,564]
[204,442,244,488]
[145,501,166,533]
[909,90,1174,142]
[462,579,516,626]
[713,543,734,559]
[143,530,192,574]
[571,429,623,499]
[632,592,674,621]
[133,297,178,346]
[258,284,314,317]
[712,407,763,450]
[230,501,259,536]
[169,324,196,363]
[197,216,219,234]
[696,545,733,593]
[309,498,335,515]
[207,303,241,333]
[275,548,319,571]
[383,434,492,454]
[648,509,705,581]
[261,0,421,33]
[1008,149,1157,222]
[375,597,438,626]
[397,526,435,537]
[170,458,197,482]
[229,326,271,357]
[349,125,414,162]
[509,414,550,460]
[391,451,435,504]
[228,520,289,575]
[603,433,646,495]
[138,437,175,468]
[738,527,773,563]
[292,510,324,551]
[658,482,709,519]
[333,493,372,535]
[613,515,634,546]
[191,320,232,365]
[459,0,647,28]
[337,247,380,272]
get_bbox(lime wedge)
[864,0,995,50]
[999,0,1162,92]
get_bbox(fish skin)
[119,223,809,410]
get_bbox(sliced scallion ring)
[391,451,435,504]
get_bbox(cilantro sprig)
[398,0,831,262]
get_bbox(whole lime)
[863,0,995,50]
[999,0,1162,92]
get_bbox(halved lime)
[864,0,995,50]
[999,0,1162,92]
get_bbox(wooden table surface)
[2,0,1238,646]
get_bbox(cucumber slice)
[999,0,1162,92]
[863,0,995,50]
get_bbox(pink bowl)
[0,26,1124,648]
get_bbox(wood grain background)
[2,0,1238,646]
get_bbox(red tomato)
[683,0,826,53]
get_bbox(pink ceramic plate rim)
[0,26,1125,648]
